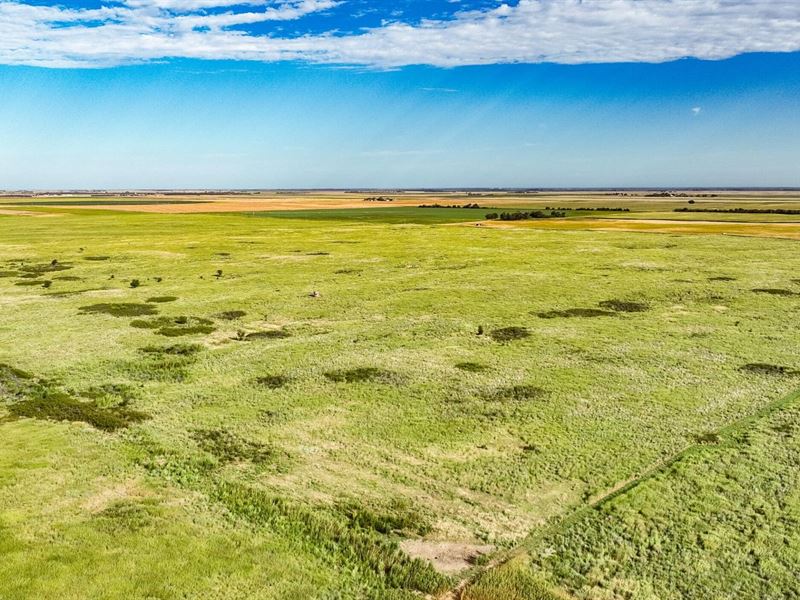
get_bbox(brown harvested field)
[479,217,800,240]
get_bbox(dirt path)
[440,383,800,599]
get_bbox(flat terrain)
[1,191,799,599]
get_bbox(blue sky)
[0,1,799,189]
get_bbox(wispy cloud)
[1,0,799,68]
[691,106,702,116]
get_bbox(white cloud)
[0,0,799,68]
[692,106,702,115]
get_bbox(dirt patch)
[80,303,159,317]
[324,367,402,384]
[400,540,494,575]
[598,299,649,313]
[537,308,616,319]
[489,327,530,342]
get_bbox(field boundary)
[444,382,800,599]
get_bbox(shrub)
[130,279,141,288]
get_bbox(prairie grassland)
[1,203,799,598]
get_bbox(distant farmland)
[1,191,799,599]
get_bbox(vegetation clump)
[84,256,111,261]
[489,327,530,342]
[486,385,547,402]
[751,288,797,296]
[4,371,148,431]
[537,308,616,319]
[598,299,649,313]
[131,316,215,336]
[255,375,290,389]
[18,261,73,275]
[192,428,280,465]
[211,481,449,595]
[739,363,796,375]
[337,498,431,536]
[213,309,246,320]
[324,367,401,384]
[80,303,159,317]
[0,270,19,278]
[146,296,178,303]
[455,362,489,372]
[235,329,291,341]
[708,276,737,281]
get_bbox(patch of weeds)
[213,310,246,320]
[93,499,162,533]
[0,270,19,278]
[212,481,450,595]
[334,268,361,275]
[236,329,291,341]
[125,343,204,382]
[709,276,737,282]
[537,308,616,319]
[192,428,284,467]
[18,262,72,275]
[146,296,178,303]
[54,275,82,281]
[324,367,402,384]
[485,385,547,402]
[131,316,215,337]
[79,383,137,406]
[129,279,141,288]
[337,498,432,536]
[693,432,720,445]
[306,251,330,256]
[752,288,797,296]
[0,363,34,397]
[7,389,149,432]
[489,327,530,342]
[255,375,290,389]
[598,299,649,313]
[140,343,203,356]
[80,303,159,317]
[214,252,231,257]
[739,363,795,375]
[14,280,45,287]
[84,256,111,261]
[455,362,488,373]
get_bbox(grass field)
[1,192,799,599]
